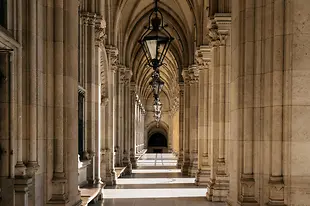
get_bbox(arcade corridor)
[91,154,223,206]
[0,0,309,205]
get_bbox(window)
[0,0,7,28]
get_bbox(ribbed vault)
[112,0,198,105]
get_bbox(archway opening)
[148,132,168,153]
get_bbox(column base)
[206,175,229,202]
[188,158,198,177]
[26,161,39,177]
[237,176,258,205]
[115,148,123,167]
[14,177,32,206]
[195,167,211,186]
[15,161,27,177]
[123,155,132,175]
[130,152,137,169]
[181,159,190,175]
[267,176,285,206]
[237,200,259,206]
[177,152,183,169]
[105,169,116,186]
[49,174,69,203]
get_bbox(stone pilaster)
[188,65,199,177]
[130,83,137,168]
[177,83,184,168]
[81,10,98,185]
[206,15,230,202]
[104,45,118,185]
[195,46,212,185]
[94,15,106,185]
[28,0,39,170]
[115,66,125,166]
[123,68,133,174]
[181,68,190,175]
[50,0,68,202]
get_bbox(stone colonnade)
[180,12,231,200]
[135,94,146,154]
[227,0,310,205]
[0,0,148,205]
[178,0,310,205]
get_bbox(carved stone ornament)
[207,19,220,42]
[181,68,190,83]
[124,68,133,84]
[80,12,96,26]
[189,66,200,84]
[195,52,209,70]
[106,46,119,72]
[95,27,107,46]
[101,96,109,106]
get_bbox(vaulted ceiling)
[106,0,207,104]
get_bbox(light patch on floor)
[132,169,181,173]
[102,188,207,199]
[116,177,195,185]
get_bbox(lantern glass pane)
[146,39,157,60]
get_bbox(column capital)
[181,68,190,83]
[118,66,126,84]
[195,47,211,70]
[95,15,107,46]
[124,67,133,85]
[214,13,231,32]
[95,27,106,47]
[105,45,119,72]
[207,19,220,43]
[80,12,96,26]
[189,65,200,84]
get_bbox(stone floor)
[90,153,224,206]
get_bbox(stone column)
[136,104,140,153]
[195,46,211,185]
[100,97,108,182]
[137,102,141,153]
[116,66,125,166]
[229,0,258,204]
[51,0,67,201]
[15,0,26,177]
[84,11,97,184]
[181,68,190,175]
[267,1,285,205]
[94,19,105,184]
[28,0,39,170]
[206,22,221,200]
[130,83,137,168]
[206,16,230,201]
[14,179,32,206]
[177,83,184,168]
[123,68,132,173]
[104,46,118,185]
[188,65,199,177]
[139,104,143,153]
[141,108,146,151]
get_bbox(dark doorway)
[148,133,167,153]
[148,133,167,147]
